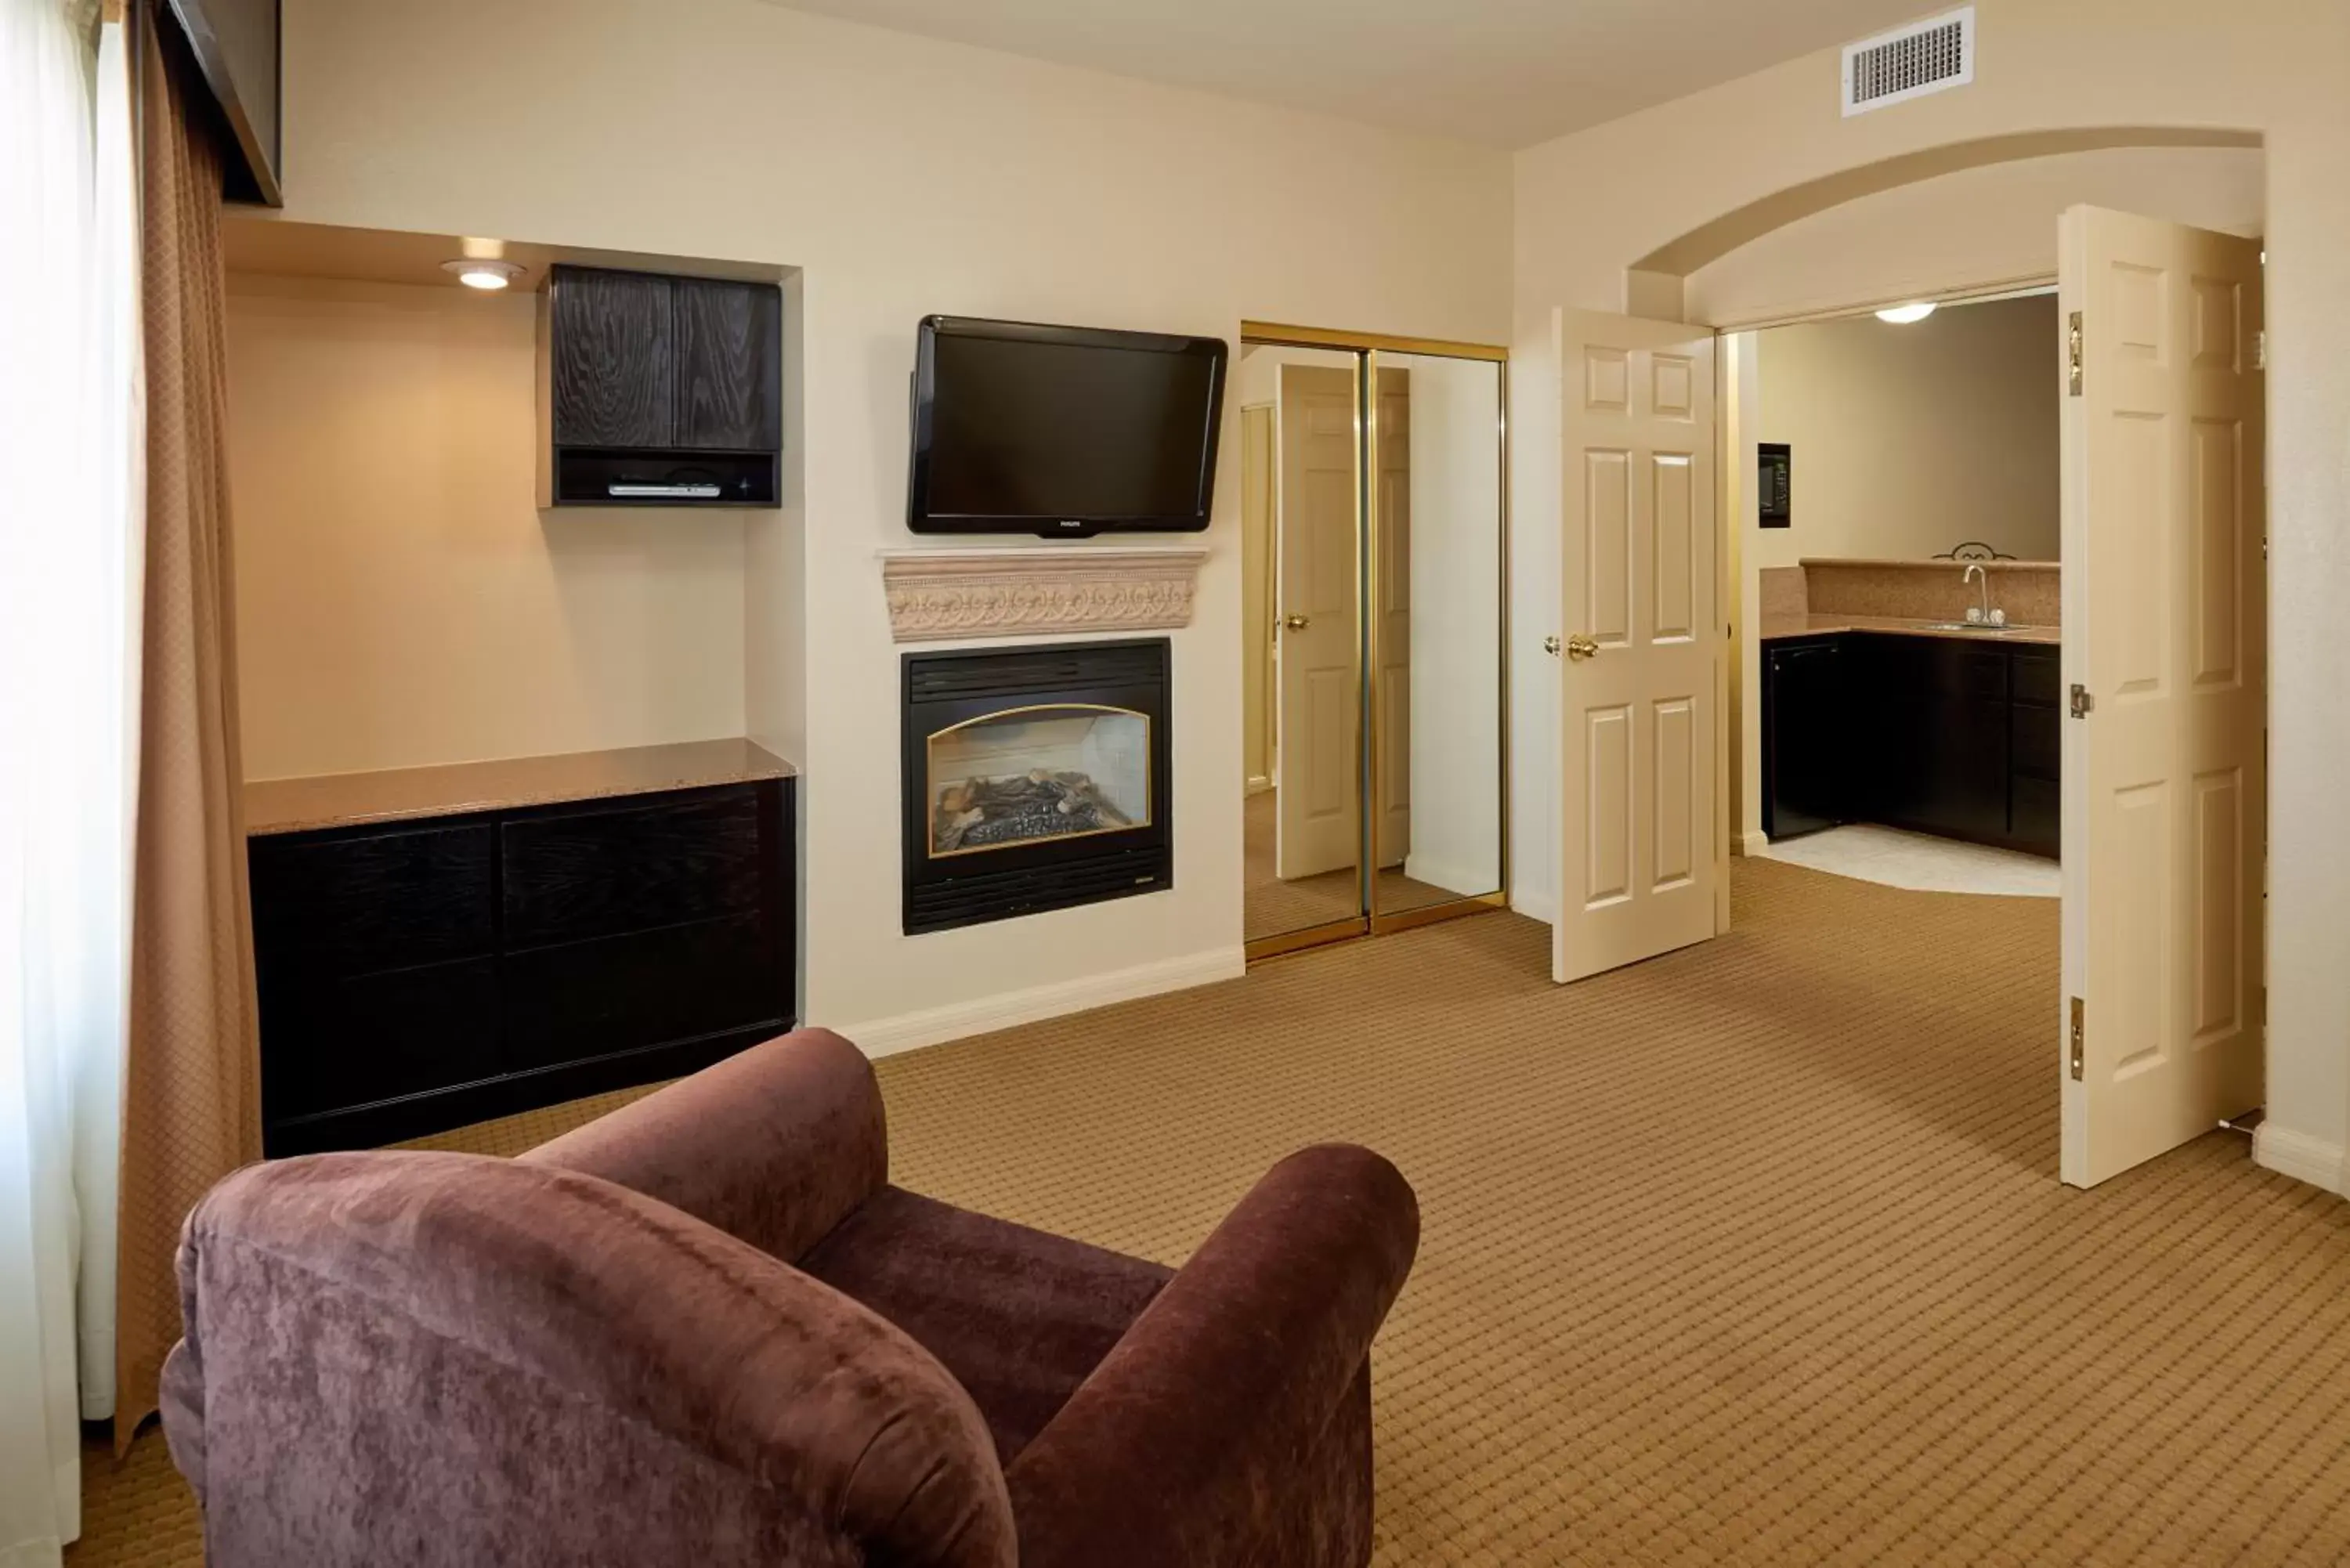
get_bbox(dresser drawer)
[260,957,501,1122]
[501,788,764,948]
[249,824,496,978]
[499,912,784,1073]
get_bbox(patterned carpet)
[70,859,2350,1566]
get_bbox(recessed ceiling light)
[1875,301,1937,324]
[442,259,524,291]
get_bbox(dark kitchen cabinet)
[1761,632,2059,859]
[251,777,797,1155]
[539,264,782,508]
[2008,647,2061,857]
[1762,637,1847,840]
[1856,635,2009,844]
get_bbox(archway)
[1619,126,2260,323]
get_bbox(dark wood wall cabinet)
[537,264,783,508]
[251,777,797,1155]
[1763,633,2059,859]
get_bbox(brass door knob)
[1283,614,1311,631]
[1564,634,1600,661]
[1543,635,1562,656]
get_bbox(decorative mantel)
[878,544,1209,643]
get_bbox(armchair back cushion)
[159,1151,1015,1568]
[519,1025,887,1265]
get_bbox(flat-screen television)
[909,316,1227,538]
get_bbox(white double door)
[1549,204,2266,1191]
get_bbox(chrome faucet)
[1963,562,1992,624]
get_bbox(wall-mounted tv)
[908,316,1227,538]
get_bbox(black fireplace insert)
[902,638,1172,934]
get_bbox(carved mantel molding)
[878,544,1209,643]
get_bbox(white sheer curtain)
[1,0,144,1562]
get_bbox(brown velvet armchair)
[160,1028,1419,1567]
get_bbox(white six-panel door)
[2059,207,2266,1187]
[1555,310,1719,984]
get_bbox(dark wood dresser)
[246,739,797,1155]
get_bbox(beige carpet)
[1244,786,1464,941]
[70,859,2350,1566]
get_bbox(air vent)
[1842,6,1975,117]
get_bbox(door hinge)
[2254,329,2266,370]
[2067,310,2084,397]
[2069,684,2093,719]
[2070,996,2085,1081]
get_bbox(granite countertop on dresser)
[244,738,798,836]
[1758,612,2061,647]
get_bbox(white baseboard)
[834,945,1246,1060]
[1734,830,1772,858]
[1509,889,1557,925]
[2254,1122,2347,1194]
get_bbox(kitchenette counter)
[1759,612,2060,646]
[244,737,799,836]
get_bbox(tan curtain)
[113,0,261,1447]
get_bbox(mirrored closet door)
[1238,326,1506,961]
[1365,349,1506,928]
[1239,343,1364,951]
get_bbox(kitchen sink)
[1918,620,2009,632]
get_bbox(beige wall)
[226,275,751,779]
[1509,0,2350,1190]
[1752,293,2059,564]
[266,0,1512,1043]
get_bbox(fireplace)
[902,638,1172,933]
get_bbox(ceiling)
[761,0,1940,148]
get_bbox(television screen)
[909,317,1227,537]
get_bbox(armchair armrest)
[1002,1143,1419,1568]
[519,1027,888,1264]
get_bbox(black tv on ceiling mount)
[908,316,1227,539]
